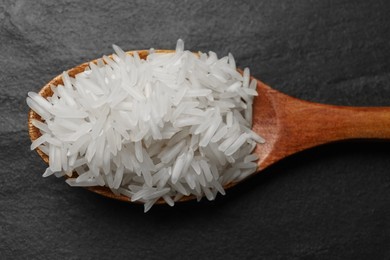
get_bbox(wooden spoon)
[28,50,390,204]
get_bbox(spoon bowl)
[28,49,390,204]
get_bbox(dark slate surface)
[1,0,390,259]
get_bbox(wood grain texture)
[253,82,390,170]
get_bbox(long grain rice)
[27,39,265,212]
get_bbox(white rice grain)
[27,39,264,212]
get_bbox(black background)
[1,0,390,259]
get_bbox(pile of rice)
[27,39,264,212]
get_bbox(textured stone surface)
[1,0,390,259]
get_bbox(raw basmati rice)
[27,39,265,212]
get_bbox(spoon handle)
[278,95,390,154]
